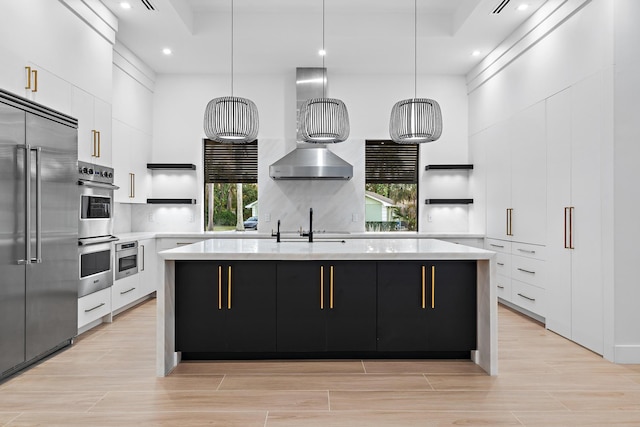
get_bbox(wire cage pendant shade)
[203,0,259,144]
[204,96,259,143]
[298,97,350,143]
[389,98,442,144]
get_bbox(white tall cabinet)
[545,73,605,355]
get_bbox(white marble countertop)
[159,238,495,261]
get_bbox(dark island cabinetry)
[377,261,477,353]
[277,261,377,353]
[175,259,476,358]
[175,260,276,354]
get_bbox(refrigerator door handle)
[18,145,31,265]
[32,147,42,263]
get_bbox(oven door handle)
[78,236,120,246]
[78,179,120,190]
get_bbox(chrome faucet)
[300,208,313,242]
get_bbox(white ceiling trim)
[58,0,118,44]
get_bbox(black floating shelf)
[147,198,196,204]
[425,199,474,205]
[147,163,196,170]
[425,164,473,170]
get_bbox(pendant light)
[389,0,442,144]
[204,0,259,143]
[298,0,350,144]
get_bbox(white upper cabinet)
[113,120,151,204]
[73,87,112,166]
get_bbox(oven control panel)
[78,160,114,185]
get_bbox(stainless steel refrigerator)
[0,89,78,379]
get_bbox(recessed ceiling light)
[472,50,481,57]
[162,48,172,55]
[120,2,132,9]
[318,49,326,56]
[517,4,530,11]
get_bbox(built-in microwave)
[115,241,138,280]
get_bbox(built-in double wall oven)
[77,161,119,297]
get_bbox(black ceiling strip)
[492,0,511,14]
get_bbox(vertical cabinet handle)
[129,173,135,198]
[421,265,426,309]
[92,130,97,157]
[24,67,38,92]
[431,266,435,309]
[506,208,514,236]
[96,131,101,157]
[227,266,232,309]
[217,265,222,310]
[569,207,575,249]
[329,265,334,309]
[140,245,145,272]
[320,266,324,310]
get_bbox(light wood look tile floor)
[2,299,640,426]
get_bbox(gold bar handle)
[32,69,38,92]
[431,266,435,309]
[421,265,426,309]
[227,265,232,309]
[96,131,101,157]
[330,265,334,309]
[564,207,569,249]
[218,266,222,310]
[320,266,324,310]
[569,207,575,249]
[25,66,31,89]
[92,130,97,157]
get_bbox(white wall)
[146,71,469,233]
[612,0,640,362]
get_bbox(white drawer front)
[156,238,204,251]
[112,275,141,311]
[78,287,111,328]
[485,238,511,254]
[512,242,546,260]
[495,252,511,277]
[512,279,545,317]
[496,274,512,302]
[511,255,545,288]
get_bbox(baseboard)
[614,345,640,363]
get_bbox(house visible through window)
[203,139,258,231]
[365,140,419,232]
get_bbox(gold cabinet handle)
[32,69,38,92]
[227,265,232,309]
[218,265,222,310]
[431,266,435,309]
[330,265,334,309]
[129,173,135,198]
[421,265,426,309]
[92,130,97,157]
[569,207,575,249]
[25,66,31,89]
[320,266,324,310]
[96,131,101,157]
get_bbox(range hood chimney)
[269,68,353,180]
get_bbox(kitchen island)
[157,238,497,376]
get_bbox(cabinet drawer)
[112,275,141,311]
[157,238,204,251]
[495,274,512,302]
[512,280,545,317]
[495,252,511,277]
[511,256,545,288]
[511,242,546,260]
[485,238,511,254]
[78,287,111,328]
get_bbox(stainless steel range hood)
[270,146,353,180]
[269,68,353,180]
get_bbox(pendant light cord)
[322,0,326,98]
[414,0,417,100]
[231,0,234,96]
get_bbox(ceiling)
[102,0,547,75]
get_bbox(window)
[203,139,258,231]
[365,140,419,232]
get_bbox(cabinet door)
[276,261,326,352]
[224,262,276,352]
[426,261,477,351]
[93,97,112,167]
[484,122,511,240]
[138,239,157,296]
[377,261,429,351]
[325,262,377,352]
[545,88,572,339]
[510,102,547,244]
[72,87,95,163]
[112,120,133,203]
[175,261,225,352]
[27,64,72,116]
